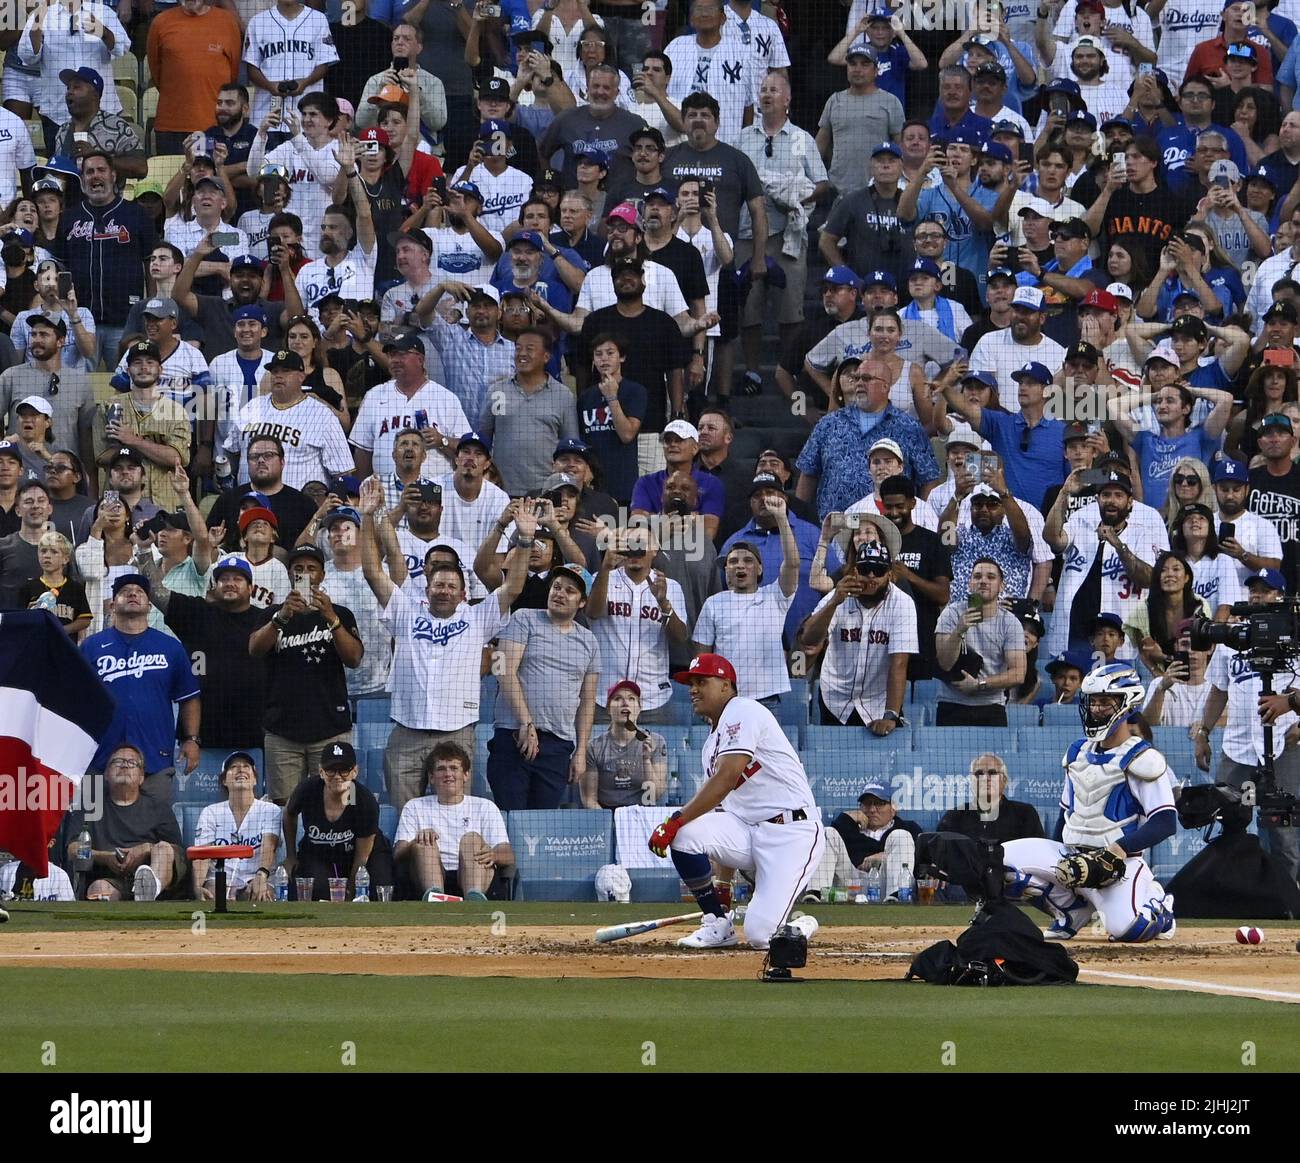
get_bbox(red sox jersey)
[702,696,815,825]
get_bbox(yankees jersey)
[814,584,918,725]
[590,568,687,711]
[1044,505,1171,657]
[694,585,794,701]
[381,587,508,730]
[349,379,469,479]
[1208,644,1300,766]
[665,29,755,146]
[297,244,378,318]
[461,164,534,233]
[725,4,792,78]
[242,5,339,130]
[422,224,504,287]
[225,393,353,490]
[396,528,486,601]
[394,793,509,871]
[702,695,815,825]
[1059,735,1175,850]
[194,799,282,889]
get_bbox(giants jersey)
[242,6,339,131]
[1059,735,1175,850]
[702,696,816,825]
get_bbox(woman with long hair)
[1228,85,1282,168]
[1171,503,1237,617]
[262,315,351,432]
[1106,238,1150,297]
[75,498,159,635]
[1161,456,1217,533]
[932,361,1007,437]
[1126,550,1208,674]
[1226,362,1298,462]
[828,309,930,428]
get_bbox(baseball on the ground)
[1234,926,1264,945]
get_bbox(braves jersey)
[242,5,339,130]
[702,695,815,825]
[1045,504,1170,656]
[590,568,687,711]
[59,197,156,326]
[459,164,534,234]
[381,587,508,730]
[297,244,378,319]
[194,799,282,889]
[813,584,918,725]
[1059,735,1176,850]
[349,379,469,479]
[422,225,504,287]
[225,393,353,489]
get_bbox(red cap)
[606,678,642,702]
[238,506,278,533]
[1079,288,1119,315]
[672,653,737,685]
[358,126,391,148]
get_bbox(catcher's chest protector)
[1061,736,1147,848]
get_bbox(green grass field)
[3,903,1298,1072]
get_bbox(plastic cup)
[918,878,938,905]
[376,885,393,903]
[328,877,347,903]
[295,877,315,902]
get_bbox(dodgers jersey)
[1059,735,1176,850]
[702,695,815,825]
[194,799,283,889]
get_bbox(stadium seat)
[176,748,265,802]
[354,695,391,725]
[176,802,205,850]
[1041,701,1080,727]
[378,805,398,845]
[506,810,612,901]
[112,53,139,91]
[479,673,497,722]
[1006,704,1040,728]
[355,720,390,755]
[362,748,387,802]
[115,84,139,123]
[627,868,683,902]
[804,749,897,809]
[139,87,159,153]
[146,153,185,191]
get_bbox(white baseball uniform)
[225,393,353,489]
[396,528,486,602]
[242,5,339,131]
[669,695,824,949]
[590,568,687,712]
[813,584,918,724]
[1001,734,1177,941]
[349,380,470,480]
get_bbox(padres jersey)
[194,799,282,889]
[225,393,353,490]
[703,696,816,825]
[242,5,339,130]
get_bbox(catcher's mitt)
[1056,848,1126,889]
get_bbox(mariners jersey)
[225,393,353,490]
[1059,735,1176,850]
[194,799,282,889]
[703,695,815,825]
[242,6,339,130]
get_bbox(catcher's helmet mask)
[1079,662,1144,741]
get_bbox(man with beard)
[381,231,439,332]
[819,143,912,287]
[877,474,951,681]
[293,152,379,316]
[960,267,1018,352]
[1059,36,1129,124]
[0,314,95,477]
[538,63,646,190]
[641,188,709,331]
[940,471,1036,601]
[969,286,1068,413]
[415,283,515,427]
[799,540,916,732]
[1044,470,1168,656]
[206,84,259,220]
[1248,414,1300,587]
[777,267,865,419]
[493,231,583,319]
[1212,457,1285,590]
[416,180,504,289]
[54,153,155,368]
[175,243,299,357]
[430,430,509,550]
[137,551,271,750]
[631,420,725,541]
[206,434,319,553]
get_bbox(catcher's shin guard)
[1113,892,1175,943]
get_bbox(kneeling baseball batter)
[649,653,824,949]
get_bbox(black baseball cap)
[1264,300,1299,323]
[1065,340,1102,364]
[383,331,425,354]
[124,339,161,363]
[1170,314,1209,341]
[268,349,305,371]
[630,125,666,150]
[287,544,325,566]
[320,740,357,770]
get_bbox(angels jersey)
[701,695,815,825]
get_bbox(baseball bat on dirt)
[594,911,701,944]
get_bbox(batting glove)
[648,812,684,857]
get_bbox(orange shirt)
[146,7,242,134]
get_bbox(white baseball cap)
[1016,196,1064,221]
[869,437,904,461]
[1106,281,1134,302]
[16,395,53,417]
[662,419,700,441]
[946,423,981,449]
[1012,285,1045,310]
[1145,340,1180,367]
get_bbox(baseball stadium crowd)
[4,0,1300,905]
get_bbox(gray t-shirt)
[934,601,1026,707]
[587,729,668,808]
[478,375,579,496]
[0,365,96,463]
[1205,208,1269,271]
[817,88,906,196]
[496,609,599,742]
[663,140,764,240]
[538,105,648,189]
[0,532,40,610]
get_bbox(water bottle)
[353,866,371,902]
[34,591,58,614]
[75,829,92,872]
[269,865,288,902]
[897,862,914,904]
[865,865,882,903]
[665,767,682,806]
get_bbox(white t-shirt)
[1003,190,1085,247]
[461,163,534,233]
[677,223,731,337]
[590,568,687,711]
[968,328,1069,413]
[665,28,755,146]
[431,472,511,552]
[577,260,688,318]
[0,109,36,207]
[813,584,918,724]
[396,527,486,601]
[1045,502,1171,656]
[242,6,340,130]
[1143,675,1212,730]
[1228,509,1286,589]
[423,224,505,287]
[394,793,508,871]
[323,561,392,698]
[193,799,282,890]
[0,859,74,901]
[225,393,353,489]
[1207,644,1300,765]
[1189,552,1241,616]
[381,587,508,730]
[694,583,794,700]
[349,380,470,479]
[164,216,250,260]
[297,245,378,318]
[701,695,816,824]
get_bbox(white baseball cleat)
[132,865,161,902]
[1156,894,1177,941]
[0,906,8,923]
[676,914,738,948]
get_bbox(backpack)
[906,899,1079,986]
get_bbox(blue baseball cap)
[909,257,942,279]
[845,40,879,62]
[1042,78,1082,97]
[862,269,896,290]
[980,141,1013,164]
[1091,611,1125,634]
[1046,648,1093,676]
[986,266,1017,283]
[960,369,998,389]
[992,119,1026,138]
[1011,360,1052,385]
[574,143,611,168]
[323,506,362,529]
[230,254,264,273]
[511,229,547,251]
[450,179,483,201]
[1225,40,1256,59]
[553,437,592,461]
[858,781,893,803]
[231,304,267,324]
[1246,567,1287,591]
[644,184,676,204]
[1249,165,1279,188]
[212,553,253,581]
[1211,458,1248,483]
[823,265,863,290]
[1066,109,1098,130]
[944,130,983,147]
[59,66,104,96]
[871,141,902,159]
[460,430,493,454]
[1101,115,1135,132]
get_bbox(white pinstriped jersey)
[242,5,339,130]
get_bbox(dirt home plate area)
[3,920,1297,1001]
